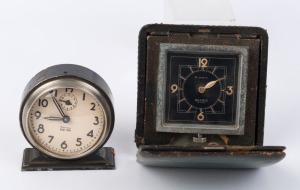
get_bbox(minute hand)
[49,91,70,123]
[204,80,218,89]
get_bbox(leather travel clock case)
[135,24,285,168]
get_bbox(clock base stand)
[21,147,115,171]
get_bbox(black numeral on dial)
[38,99,48,107]
[48,135,54,143]
[90,103,96,111]
[61,141,68,149]
[37,124,44,133]
[93,117,99,125]
[35,111,41,119]
[87,130,94,138]
[76,138,82,146]
[65,88,73,93]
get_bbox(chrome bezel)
[156,43,249,135]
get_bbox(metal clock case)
[135,24,285,168]
[20,64,115,170]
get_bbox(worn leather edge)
[137,145,285,168]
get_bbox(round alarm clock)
[19,64,114,160]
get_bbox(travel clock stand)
[135,0,286,168]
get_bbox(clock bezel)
[155,44,249,135]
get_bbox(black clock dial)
[165,52,239,125]
[183,70,222,109]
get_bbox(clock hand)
[59,99,72,105]
[198,77,225,94]
[49,91,70,123]
[204,80,218,89]
[198,80,218,93]
[43,116,63,121]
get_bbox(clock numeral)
[65,88,73,93]
[87,130,94,138]
[35,111,41,119]
[171,84,178,93]
[76,138,82,146]
[197,112,205,121]
[82,93,86,100]
[226,86,234,95]
[198,58,208,68]
[90,103,96,111]
[61,141,68,149]
[93,117,99,125]
[37,124,44,133]
[48,135,54,143]
[49,90,58,97]
[38,99,48,107]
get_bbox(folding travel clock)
[135,24,285,168]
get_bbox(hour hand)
[199,78,225,93]
[198,80,218,93]
[43,116,63,121]
[60,99,72,105]
[204,80,218,89]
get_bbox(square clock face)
[156,44,249,135]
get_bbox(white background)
[0,0,299,189]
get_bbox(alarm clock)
[20,64,115,170]
[135,24,285,168]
